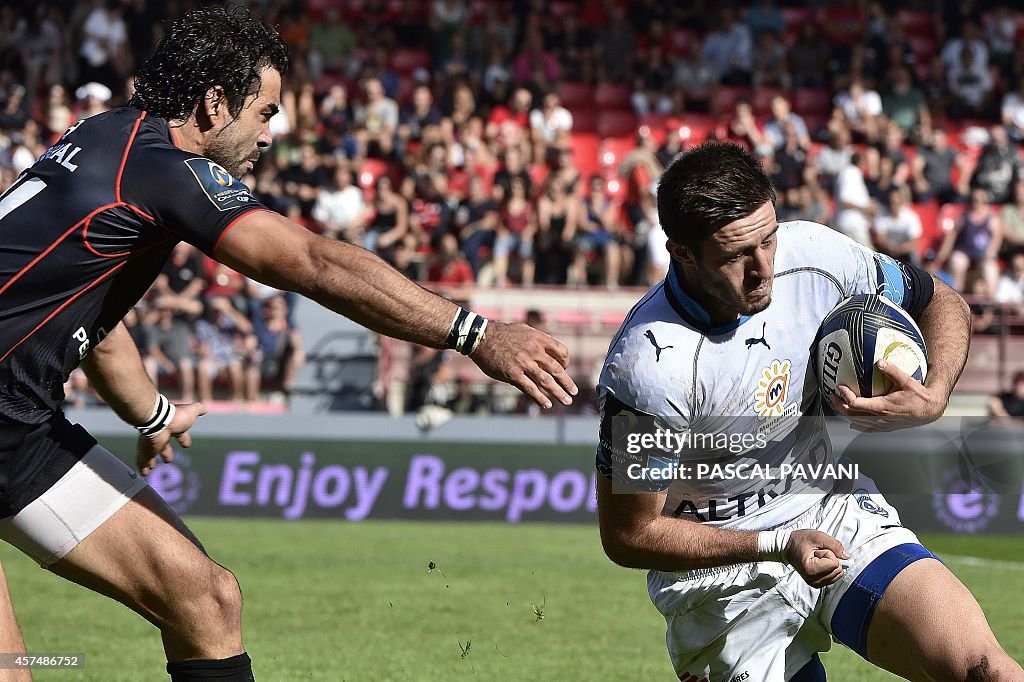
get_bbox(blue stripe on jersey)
[788,653,826,681]
[874,254,907,307]
[830,542,936,659]
[666,263,752,333]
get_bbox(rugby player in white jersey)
[596,142,1023,681]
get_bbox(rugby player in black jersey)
[0,8,576,681]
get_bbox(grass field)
[2,521,1021,681]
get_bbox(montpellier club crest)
[754,359,791,418]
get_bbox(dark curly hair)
[130,6,289,121]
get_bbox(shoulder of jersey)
[775,220,860,270]
[602,297,701,410]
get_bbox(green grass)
[2,522,1021,681]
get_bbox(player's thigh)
[48,484,227,627]
[867,557,1011,681]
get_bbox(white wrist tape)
[135,393,175,438]
[445,308,488,356]
[757,529,793,564]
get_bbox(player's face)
[678,201,779,323]
[206,67,281,178]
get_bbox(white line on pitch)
[939,554,1024,571]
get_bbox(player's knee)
[204,564,243,623]
[943,648,1020,682]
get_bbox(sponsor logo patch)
[183,157,255,211]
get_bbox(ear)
[667,239,696,267]
[200,85,227,123]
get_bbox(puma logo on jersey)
[745,322,770,350]
[645,330,673,362]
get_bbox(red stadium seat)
[571,107,597,133]
[388,49,431,76]
[358,159,389,193]
[896,10,936,38]
[715,86,753,115]
[752,87,788,117]
[781,7,812,36]
[596,110,638,138]
[569,132,601,177]
[676,113,719,144]
[792,88,833,118]
[558,81,594,110]
[594,82,632,111]
[554,310,593,328]
[908,36,936,63]
[938,203,966,235]
[599,136,636,170]
[910,202,940,255]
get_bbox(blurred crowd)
[4,0,1024,407]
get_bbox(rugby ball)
[815,294,928,400]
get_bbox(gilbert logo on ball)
[815,294,928,402]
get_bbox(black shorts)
[0,412,97,518]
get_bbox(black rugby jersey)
[0,107,267,424]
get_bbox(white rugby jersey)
[596,220,930,530]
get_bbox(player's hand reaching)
[828,359,947,433]
[785,530,849,588]
[136,401,208,475]
[470,321,578,409]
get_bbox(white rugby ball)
[815,294,928,400]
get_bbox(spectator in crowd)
[493,145,532,199]
[426,232,475,284]
[41,83,75,141]
[195,297,257,406]
[313,160,368,242]
[911,128,967,204]
[873,187,922,266]
[995,252,1024,308]
[355,77,399,158]
[939,187,1003,293]
[986,5,1017,77]
[78,0,129,90]
[535,179,576,285]
[455,175,500,277]
[744,0,785,36]
[529,92,573,162]
[833,153,874,246]
[308,7,357,78]
[253,295,305,406]
[989,370,1024,422]
[399,84,444,150]
[573,175,622,287]
[971,125,1020,205]
[833,74,884,143]
[881,66,931,142]
[751,30,790,90]
[947,44,994,120]
[999,180,1024,259]
[763,95,811,151]
[702,7,752,86]
[672,38,719,114]
[789,23,831,90]
[365,175,409,259]
[1002,78,1024,142]
[144,298,197,404]
[494,176,536,286]
[726,99,766,152]
[282,142,330,220]
[941,20,989,74]
[75,81,112,119]
[815,123,853,192]
[9,4,62,95]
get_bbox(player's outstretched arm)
[214,211,577,408]
[596,476,848,587]
[80,322,207,474]
[831,276,971,430]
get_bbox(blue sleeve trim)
[830,542,937,660]
[874,254,907,307]
[788,653,826,681]
[873,255,934,321]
